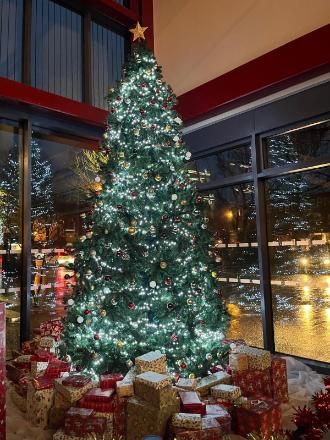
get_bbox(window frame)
[193,110,330,374]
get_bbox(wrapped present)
[211,384,241,401]
[135,350,167,374]
[100,372,123,390]
[79,396,115,412]
[116,379,134,398]
[234,346,271,370]
[48,407,67,429]
[14,354,32,364]
[172,417,222,440]
[93,411,114,432]
[205,404,231,433]
[65,413,106,437]
[54,391,72,410]
[27,380,55,428]
[44,361,71,379]
[179,391,205,415]
[126,395,180,440]
[232,368,272,397]
[229,352,248,372]
[62,374,91,387]
[134,371,175,407]
[221,338,246,349]
[40,319,64,341]
[22,340,38,355]
[53,429,89,440]
[84,387,115,402]
[10,386,27,412]
[39,336,57,349]
[6,363,30,383]
[55,377,95,403]
[172,413,202,429]
[113,396,127,440]
[176,378,197,390]
[123,366,138,382]
[31,360,49,377]
[32,376,55,390]
[233,396,251,408]
[195,371,231,396]
[271,357,289,403]
[234,397,282,439]
[31,349,56,362]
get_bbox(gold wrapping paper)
[53,430,86,440]
[14,354,32,363]
[233,346,271,370]
[135,382,177,408]
[93,412,114,439]
[135,371,172,390]
[27,381,55,428]
[117,380,134,397]
[172,413,202,429]
[54,391,72,410]
[54,378,95,403]
[176,378,197,390]
[123,366,138,382]
[211,384,241,401]
[39,336,57,349]
[135,350,167,374]
[10,387,27,412]
[48,407,67,429]
[126,395,180,440]
[229,353,249,371]
[195,371,232,396]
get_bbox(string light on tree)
[62,23,229,377]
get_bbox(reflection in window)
[0,120,22,357]
[189,144,251,183]
[201,183,263,347]
[264,119,330,168]
[266,168,330,362]
[92,22,126,109]
[30,132,97,334]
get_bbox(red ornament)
[164,278,172,286]
[76,365,82,372]
[162,214,169,221]
[128,302,135,310]
[131,191,138,198]
[180,362,187,369]
[167,303,174,310]
[216,288,222,297]
[199,319,205,325]
[196,196,203,204]
[139,108,145,115]
[84,309,91,315]
[110,107,116,113]
[94,334,100,340]
[116,96,121,101]
[171,334,178,342]
[162,104,167,110]
[174,216,181,223]
[117,204,123,210]
[196,288,202,294]
[140,83,147,88]
[117,250,124,257]
[104,275,112,281]
[95,191,101,197]
[150,99,156,105]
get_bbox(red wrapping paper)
[13,361,31,370]
[44,361,71,378]
[180,392,206,415]
[64,415,106,436]
[62,374,91,388]
[31,376,55,390]
[0,304,5,440]
[66,407,93,418]
[22,340,38,355]
[78,396,114,413]
[40,319,64,341]
[113,396,127,439]
[100,373,123,390]
[172,417,222,440]
[84,387,115,402]
[234,397,282,439]
[232,368,272,397]
[31,349,56,362]
[271,357,289,403]
[7,364,30,383]
[205,405,231,433]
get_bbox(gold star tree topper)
[129,22,148,41]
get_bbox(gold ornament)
[187,298,193,305]
[128,226,137,235]
[100,309,107,317]
[85,319,92,326]
[165,124,171,132]
[133,128,140,136]
[116,340,125,348]
[130,219,137,226]
[118,151,125,158]
[145,68,152,76]
[148,187,155,194]
[150,225,156,234]
[141,120,147,128]
[160,261,167,269]
[188,373,195,379]
[155,174,162,182]
[91,352,98,360]
[129,22,148,41]
[123,162,130,169]
[142,172,149,179]
[181,200,187,205]
[211,271,218,278]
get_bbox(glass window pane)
[92,22,126,109]
[264,119,330,168]
[30,131,96,333]
[189,144,251,183]
[202,183,263,347]
[0,0,23,81]
[0,120,22,357]
[31,0,83,101]
[266,168,330,362]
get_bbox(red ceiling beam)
[177,24,330,123]
[79,0,138,27]
[0,77,107,127]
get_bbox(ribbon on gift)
[250,399,269,409]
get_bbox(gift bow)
[250,399,269,409]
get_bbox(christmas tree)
[62,24,229,377]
